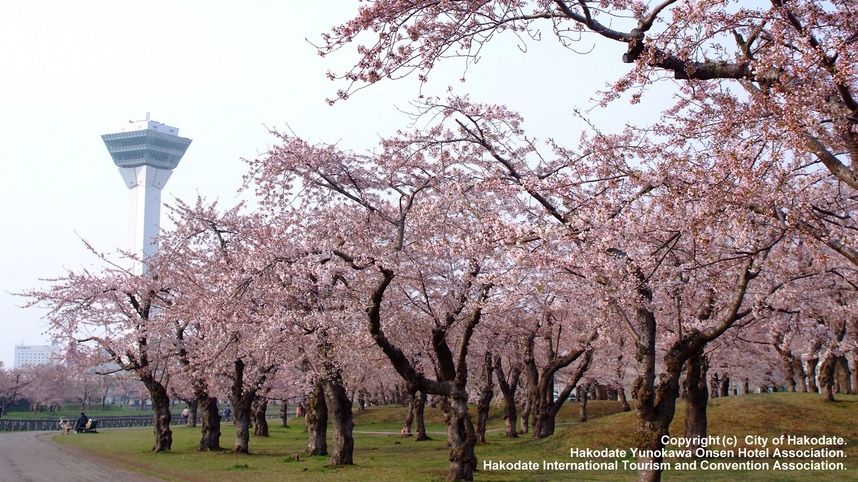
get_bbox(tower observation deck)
[102,117,192,274]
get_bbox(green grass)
[42,393,858,481]
[3,402,285,420]
[546,393,858,481]
[2,404,161,419]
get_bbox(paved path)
[0,431,165,482]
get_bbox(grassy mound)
[39,393,857,481]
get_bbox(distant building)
[14,340,60,368]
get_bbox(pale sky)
[0,1,644,367]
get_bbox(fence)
[0,412,293,432]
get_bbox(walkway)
[0,431,164,482]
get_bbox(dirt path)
[0,431,166,482]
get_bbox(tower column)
[118,166,174,273]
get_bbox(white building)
[14,340,60,368]
[101,115,192,274]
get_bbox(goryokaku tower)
[101,115,192,273]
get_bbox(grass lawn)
[46,393,858,481]
[4,405,162,420]
[2,402,283,420]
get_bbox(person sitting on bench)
[74,413,89,433]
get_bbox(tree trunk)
[742,378,749,394]
[500,394,519,438]
[530,393,554,439]
[618,385,631,411]
[377,384,388,405]
[150,401,172,449]
[402,392,415,437]
[141,375,172,452]
[185,398,198,428]
[719,374,729,397]
[709,373,720,398]
[440,393,477,481]
[474,392,491,444]
[229,359,271,454]
[357,390,366,412]
[198,395,221,451]
[784,356,797,392]
[578,384,589,422]
[306,380,328,456]
[633,390,675,481]
[279,400,289,428]
[633,289,755,482]
[414,391,431,441]
[475,351,494,444]
[323,378,355,465]
[795,359,808,392]
[494,356,520,438]
[233,402,252,453]
[852,360,858,397]
[818,354,837,402]
[252,398,269,437]
[807,358,819,393]
[632,304,676,482]
[684,351,708,454]
[392,383,403,406]
[774,340,800,393]
[518,393,531,435]
[835,356,853,394]
[519,323,597,440]
[531,404,554,438]
[529,346,593,439]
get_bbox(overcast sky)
[0,1,650,367]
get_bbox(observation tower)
[102,114,192,274]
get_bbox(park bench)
[79,419,98,433]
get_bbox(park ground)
[24,393,858,481]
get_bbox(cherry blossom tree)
[761,255,858,400]
[154,198,302,454]
[20,248,178,451]
[241,86,797,482]
[323,94,788,481]
[70,367,98,411]
[320,1,857,214]
[9,363,71,413]
[242,230,368,464]
[154,199,240,451]
[523,323,595,439]
[510,294,598,439]
[0,363,32,417]
[493,350,523,438]
[113,372,145,408]
[246,121,543,479]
